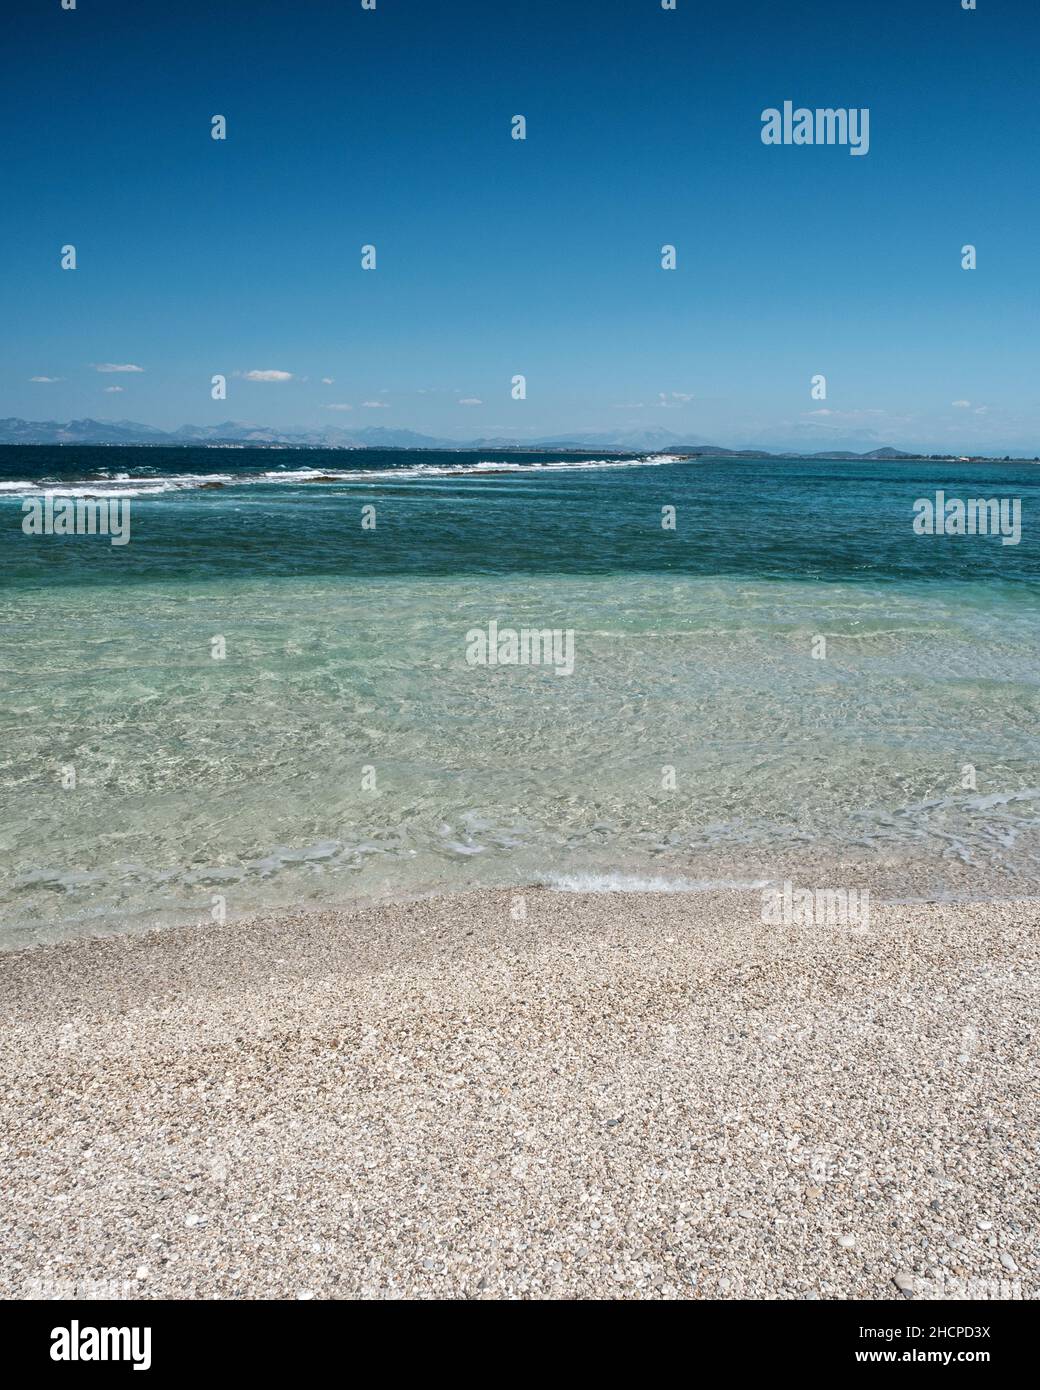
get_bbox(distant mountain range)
[0,418,730,450]
[0,417,1029,461]
[0,417,450,449]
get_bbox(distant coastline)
[0,418,1037,464]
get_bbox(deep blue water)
[2,446,1037,586]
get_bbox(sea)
[1,446,1038,945]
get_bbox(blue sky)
[2,0,1038,451]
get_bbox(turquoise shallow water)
[2,448,1038,944]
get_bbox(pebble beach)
[1,888,1035,1300]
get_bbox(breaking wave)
[0,454,683,499]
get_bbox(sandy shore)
[1,888,1036,1300]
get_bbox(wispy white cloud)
[952,400,971,409]
[322,403,353,411]
[241,369,293,382]
[94,363,144,373]
[103,385,124,393]
[805,408,885,420]
[458,397,482,406]
[321,376,334,385]
[30,375,61,383]
[361,400,389,409]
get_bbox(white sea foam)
[542,872,771,893]
[0,455,681,501]
[262,454,681,482]
[1,475,235,498]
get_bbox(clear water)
[2,447,1038,944]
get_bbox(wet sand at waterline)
[1,887,1035,1300]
